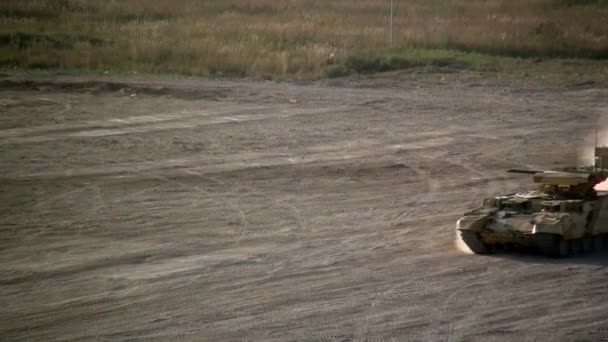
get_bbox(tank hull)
[457,195,608,257]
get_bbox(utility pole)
[389,0,394,48]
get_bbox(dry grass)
[0,0,607,79]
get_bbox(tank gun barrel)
[507,169,543,174]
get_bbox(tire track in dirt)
[390,157,437,225]
[410,139,529,340]
[420,126,592,340]
[3,76,608,341]
[1,136,456,182]
[0,106,352,145]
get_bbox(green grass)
[329,47,608,83]
[330,48,496,76]
[0,0,607,80]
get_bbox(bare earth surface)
[1,73,608,341]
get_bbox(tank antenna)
[595,127,599,171]
[596,127,598,149]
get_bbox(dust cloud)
[454,232,474,255]
[580,111,608,166]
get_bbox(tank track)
[458,230,491,254]
[534,233,608,258]
[459,231,608,258]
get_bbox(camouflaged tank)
[456,147,608,257]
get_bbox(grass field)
[1,0,607,80]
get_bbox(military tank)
[456,147,608,257]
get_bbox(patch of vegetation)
[0,0,606,80]
[553,0,608,7]
[0,32,107,49]
[0,0,94,20]
[111,13,174,23]
[409,37,608,60]
[1,8,59,20]
[328,47,502,77]
[343,55,415,74]
[26,62,61,70]
[0,57,21,68]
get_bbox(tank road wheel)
[535,234,569,258]
[458,230,491,255]
[571,239,583,256]
[593,235,604,252]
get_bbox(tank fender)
[456,215,488,232]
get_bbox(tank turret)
[507,169,607,199]
[595,147,608,169]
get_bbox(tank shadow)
[486,247,608,266]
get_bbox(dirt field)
[1,73,608,341]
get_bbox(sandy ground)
[1,73,608,341]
